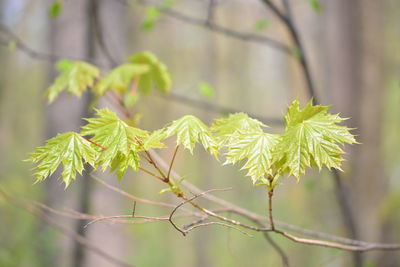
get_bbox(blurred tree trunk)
[43,0,94,266]
[84,1,131,266]
[325,0,398,265]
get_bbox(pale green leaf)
[27,132,99,187]
[81,108,148,177]
[142,129,167,150]
[46,60,100,103]
[310,0,321,13]
[225,132,280,184]
[129,51,172,94]
[111,151,140,181]
[211,113,266,146]
[93,63,150,96]
[141,7,160,31]
[49,0,63,19]
[123,92,139,108]
[164,115,218,157]
[273,99,356,178]
[198,82,215,100]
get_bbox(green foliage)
[164,115,219,157]
[273,99,356,178]
[224,132,281,184]
[45,60,99,103]
[142,7,161,31]
[211,112,266,146]
[129,51,172,94]
[198,82,215,100]
[29,93,355,189]
[46,51,171,105]
[93,63,150,96]
[309,0,321,13]
[27,132,98,187]
[81,108,148,179]
[48,0,63,19]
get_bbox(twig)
[0,24,283,126]
[164,92,283,126]
[0,24,103,66]
[263,233,290,267]
[268,188,275,230]
[167,145,179,179]
[119,0,291,54]
[90,174,174,208]
[0,187,133,267]
[139,166,166,182]
[90,0,119,68]
[169,188,233,236]
[184,221,253,237]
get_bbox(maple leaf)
[273,99,357,178]
[129,51,172,94]
[93,63,150,96]
[46,60,99,103]
[27,132,99,187]
[142,129,167,150]
[224,131,281,184]
[164,115,218,157]
[81,108,148,178]
[211,112,266,146]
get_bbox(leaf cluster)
[45,51,172,105]
[28,100,356,189]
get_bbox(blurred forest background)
[0,0,400,266]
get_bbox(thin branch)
[164,92,283,126]
[0,187,133,267]
[90,174,174,209]
[268,188,275,230]
[206,0,217,24]
[184,221,253,237]
[84,214,169,228]
[90,0,119,68]
[167,145,179,180]
[275,230,400,252]
[0,24,283,126]
[139,166,166,182]
[169,188,233,236]
[263,233,290,267]
[0,24,103,66]
[117,0,291,54]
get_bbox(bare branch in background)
[117,0,291,54]
[0,24,283,126]
[0,187,133,267]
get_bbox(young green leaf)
[225,132,281,184]
[164,115,218,157]
[46,60,100,103]
[49,0,63,19]
[309,0,321,13]
[142,129,167,150]
[81,108,148,177]
[198,82,215,100]
[211,113,266,146]
[27,132,99,187]
[93,63,150,96]
[273,99,356,178]
[141,7,160,31]
[110,151,140,181]
[129,51,172,94]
